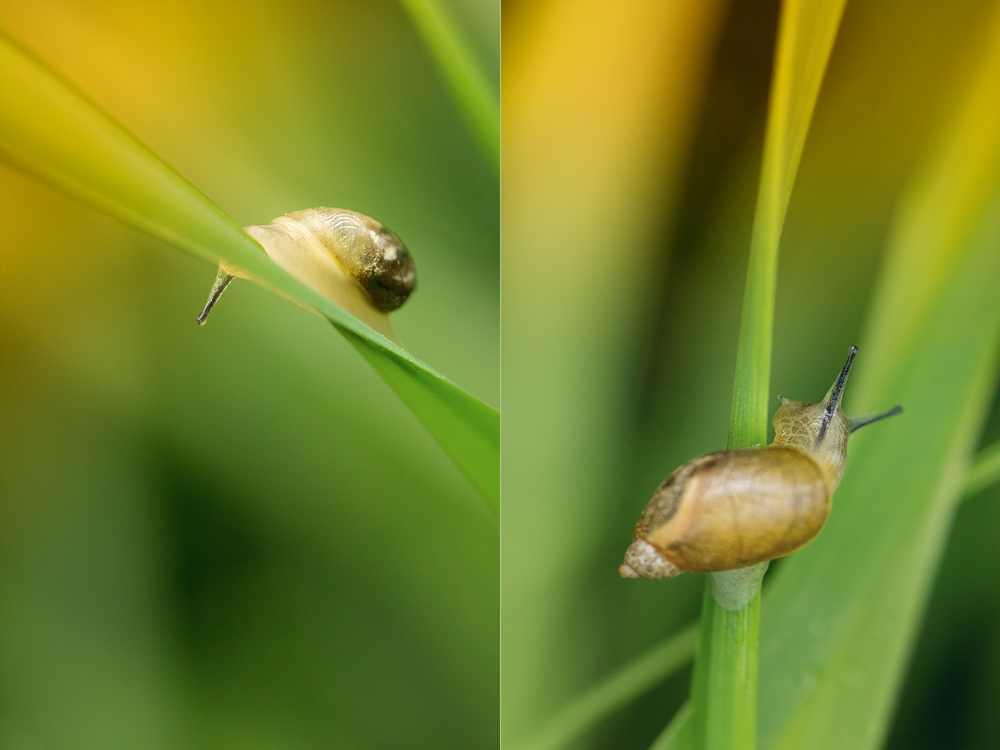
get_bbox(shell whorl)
[286,208,416,312]
[198,207,416,341]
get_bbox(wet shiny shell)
[288,208,417,312]
[634,446,831,572]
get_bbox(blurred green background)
[0,1,498,748]
[502,1,1000,749]
[4,2,1000,749]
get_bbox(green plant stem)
[400,0,500,172]
[516,624,698,750]
[689,585,762,750]
[688,2,846,748]
[962,440,1000,500]
[729,0,847,449]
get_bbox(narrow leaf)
[0,33,499,514]
[650,702,692,750]
[515,624,697,750]
[963,441,1000,501]
[688,2,846,749]
[729,0,847,449]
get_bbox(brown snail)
[620,347,901,579]
[197,208,416,341]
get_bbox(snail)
[197,208,416,341]
[620,347,901,579]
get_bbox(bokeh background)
[502,2,1000,749]
[0,1,498,748]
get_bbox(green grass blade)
[0,33,499,515]
[757,12,1000,749]
[963,441,1000,501]
[515,624,697,750]
[341,328,500,511]
[690,3,846,750]
[729,0,847,450]
[650,702,693,750]
[400,0,500,172]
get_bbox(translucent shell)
[242,208,416,340]
[279,209,416,313]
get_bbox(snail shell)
[198,208,416,341]
[620,347,901,579]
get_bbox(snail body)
[620,347,901,579]
[197,208,416,341]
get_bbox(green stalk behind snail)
[621,347,901,579]
[197,208,416,342]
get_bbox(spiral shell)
[198,207,416,341]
